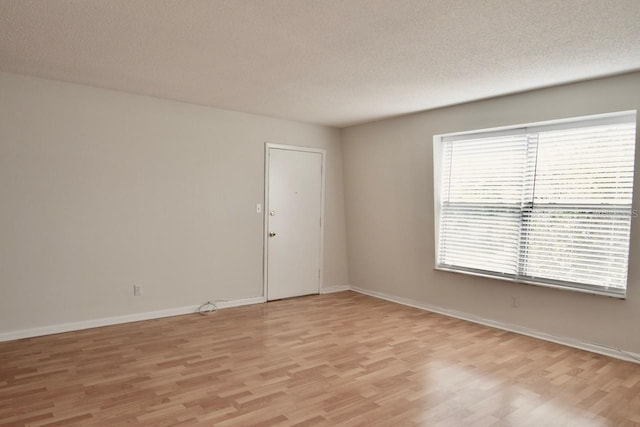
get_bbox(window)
[435,112,637,297]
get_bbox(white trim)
[0,296,264,343]
[320,285,351,294]
[526,111,636,134]
[442,127,526,143]
[263,143,326,301]
[263,143,270,300]
[349,286,640,364]
[264,143,328,154]
[433,134,443,268]
[437,109,636,141]
[434,266,626,299]
[215,296,266,309]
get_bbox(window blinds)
[437,113,636,297]
[439,132,528,277]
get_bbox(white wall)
[342,71,640,354]
[0,72,349,334]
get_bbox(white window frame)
[433,110,637,298]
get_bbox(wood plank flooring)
[1,291,640,426]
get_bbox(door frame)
[263,143,326,301]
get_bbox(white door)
[266,146,323,301]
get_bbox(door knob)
[269,232,276,237]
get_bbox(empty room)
[2,1,640,425]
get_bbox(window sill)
[433,266,626,300]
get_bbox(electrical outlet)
[134,284,141,297]
[511,296,519,308]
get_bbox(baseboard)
[0,296,265,343]
[349,286,640,364]
[320,285,351,294]
[216,296,266,309]
[5,287,638,364]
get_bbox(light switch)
[256,203,262,213]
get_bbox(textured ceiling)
[1,0,640,127]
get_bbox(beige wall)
[4,69,640,353]
[342,72,640,354]
[0,72,349,334]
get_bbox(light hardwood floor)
[1,291,639,426]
